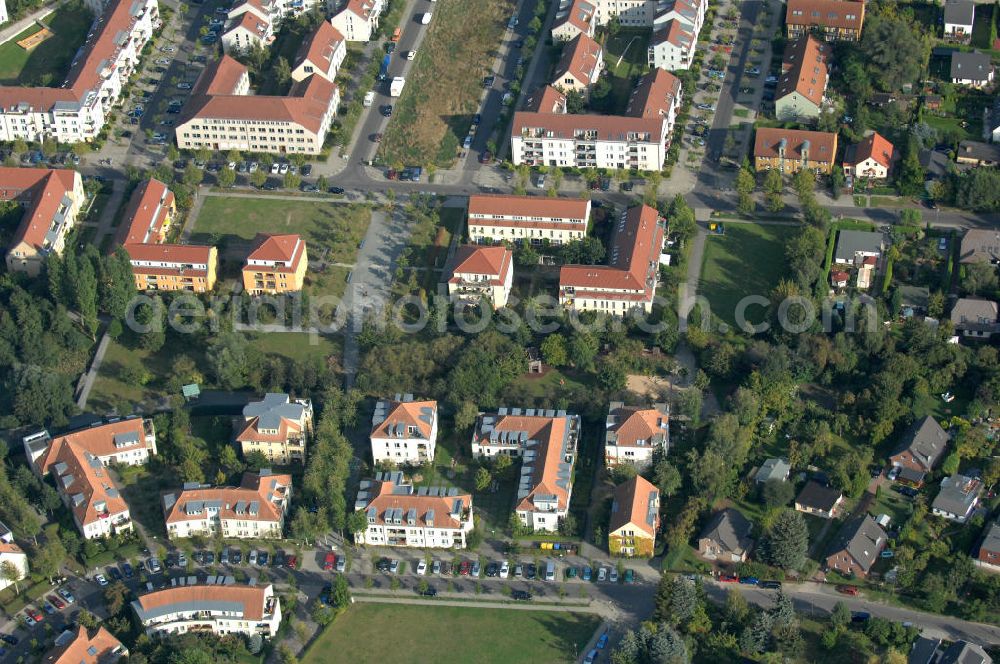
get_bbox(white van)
[545,561,555,581]
[420,12,432,24]
[363,90,375,106]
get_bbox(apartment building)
[235,393,313,464]
[471,408,581,532]
[445,244,514,308]
[0,0,158,143]
[775,35,830,121]
[753,127,839,174]
[0,0,7,24]
[551,33,603,96]
[2,167,85,276]
[24,418,158,474]
[353,471,474,548]
[466,194,591,246]
[222,11,274,54]
[551,0,596,41]
[43,626,128,664]
[176,36,340,156]
[241,233,308,294]
[559,204,666,316]
[625,69,683,147]
[330,0,383,42]
[132,583,281,638]
[0,542,27,592]
[648,18,696,70]
[525,85,568,113]
[511,112,667,170]
[162,470,291,539]
[369,395,438,464]
[785,0,865,41]
[842,131,895,179]
[291,21,346,82]
[117,178,174,246]
[608,475,659,557]
[604,401,669,469]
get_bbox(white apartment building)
[0,0,158,143]
[291,21,346,82]
[647,0,705,71]
[445,244,514,308]
[511,111,667,170]
[625,68,682,146]
[0,543,27,592]
[24,418,158,474]
[329,0,383,42]
[132,584,281,638]
[0,0,8,24]
[369,395,438,464]
[467,194,591,246]
[604,402,669,469]
[222,11,274,54]
[235,393,313,465]
[471,408,581,532]
[353,472,474,548]
[162,470,291,540]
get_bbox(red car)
[322,552,335,571]
[47,595,65,610]
[836,585,859,596]
[719,574,739,583]
[386,169,398,180]
[286,555,298,569]
[27,608,43,622]
[459,560,471,576]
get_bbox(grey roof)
[960,229,1000,264]
[938,641,993,664]
[699,508,752,555]
[951,51,993,82]
[795,481,842,512]
[908,635,941,664]
[897,466,926,484]
[951,298,1000,331]
[756,458,790,483]
[131,596,251,622]
[898,285,930,311]
[826,515,886,573]
[919,148,952,179]
[979,520,1000,556]
[958,140,1000,164]
[892,416,949,471]
[932,474,982,517]
[944,0,975,26]
[243,393,305,430]
[834,230,883,261]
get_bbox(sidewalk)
[0,0,63,44]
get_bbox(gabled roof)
[891,416,949,471]
[651,18,695,50]
[932,474,982,517]
[609,475,659,537]
[699,508,752,554]
[826,515,886,573]
[776,35,829,108]
[35,420,152,476]
[937,640,992,664]
[225,10,270,40]
[42,626,126,664]
[133,584,272,622]
[192,55,248,96]
[294,20,344,73]
[944,0,975,27]
[834,229,883,261]
[513,111,664,144]
[951,297,1000,328]
[843,132,894,169]
[1,167,79,254]
[244,234,306,273]
[754,127,838,161]
[49,440,130,528]
[553,0,595,36]
[552,33,602,86]
[960,229,1000,264]
[795,480,842,512]
[524,85,567,113]
[339,0,381,20]
[468,194,590,222]
[606,403,668,449]
[370,398,437,440]
[163,471,291,525]
[979,520,1000,556]
[236,393,309,442]
[957,140,1000,163]
[446,245,513,287]
[125,243,214,267]
[117,178,174,246]
[356,475,471,530]
[626,69,682,120]
[785,0,865,31]
[951,51,993,81]
[757,457,790,483]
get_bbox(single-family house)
[938,641,993,664]
[753,127,839,174]
[604,402,669,470]
[960,229,1000,264]
[697,508,753,562]
[842,132,895,180]
[889,416,949,474]
[824,515,887,577]
[833,229,883,265]
[984,97,1000,143]
[444,245,514,308]
[608,475,659,557]
[975,520,1000,573]
[756,458,790,484]
[951,298,1000,338]
[831,269,849,288]
[943,0,975,41]
[931,474,982,523]
[369,395,438,464]
[909,636,943,664]
[951,51,994,88]
[784,0,865,41]
[794,480,844,519]
[551,33,603,96]
[775,35,830,121]
[957,140,1000,167]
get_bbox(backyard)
[0,2,93,85]
[595,28,651,114]
[378,0,515,167]
[302,603,601,664]
[699,223,796,330]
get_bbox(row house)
[369,395,438,464]
[604,401,669,469]
[471,408,581,532]
[608,475,659,557]
[0,0,158,143]
[236,393,313,465]
[241,233,309,295]
[559,204,666,316]
[444,244,514,308]
[775,35,830,121]
[132,583,281,638]
[162,470,292,540]
[753,127,838,175]
[353,471,474,548]
[329,0,383,42]
[2,167,85,276]
[785,0,864,41]
[467,194,590,246]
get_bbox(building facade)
[241,234,308,294]
[235,393,313,465]
[785,0,864,41]
[608,475,659,557]
[329,0,383,42]
[753,127,839,174]
[551,33,603,96]
[511,112,667,170]
[2,167,85,276]
[369,395,438,464]
[551,0,596,41]
[604,401,669,469]
[0,543,27,592]
[444,245,514,308]
[842,132,895,179]
[467,194,591,246]
[162,470,291,539]
[132,584,281,638]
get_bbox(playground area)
[16,26,53,50]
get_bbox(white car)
[416,560,427,575]
[248,550,258,565]
[405,50,416,60]
[499,561,510,579]
[279,162,289,174]
[270,162,280,174]
[888,466,901,481]
[94,574,108,586]
[155,58,170,65]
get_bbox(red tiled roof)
[651,18,695,50]
[0,167,79,253]
[37,420,151,475]
[295,20,344,71]
[361,479,471,530]
[226,11,270,39]
[776,35,829,108]
[524,85,567,113]
[513,111,664,143]
[370,399,437,440]
[163,471,291,525]
[43,626,125,664]
[117,178,173,246]
[49,440,130,528]
[626,69,682,119]
[125,243,214,265]
[446,245,512,285]
[609,475,659,537]
[608,405,667,448]
[553,33,602,86]
[754,127,838,161]
[243,234,306,274]
[136,584,270,621]
[468,194,590,223]
[560,204,664,294]
[555,0,595,35]
[192,55,248,96]
[844,131,894,169]
[344,0,380,20]
[786,0,865,31]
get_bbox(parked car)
[459,560,471,576]
[220,549,230,565]
[257,551,269,566]
[389,559,399,574]
[417,560,427,575]
[420,587,438,597]
[584,649,598,664]
[249,550,258,566]
[42,601,56,615]
[148,558,162,574]
[851,611,871,623]
[108,567,122,582]
[511,590,532,601]
[524,563,535,580]
[94,574,108,586]
[718,574,738,583]
[739,576,759,585]
[49,595,66,609]
[432,560,441,575]
[609,568,618,583]
[760,581,782,589]
[0,634,18,645]
[836,585,860,596]
[471,561,481,577]
[582,566,592,581]
[336,556,346,573]
[323,552,336,571]
[286,555,298,569]
[486,562,499,577]
[328,186,345,194]
[624,569,634,584]
[121,563,134,578]
[499,561,510,579]
[597,633,609,649]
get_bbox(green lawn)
[88,337,195,413]
[241,331,341,364]
[603,28,651,80]
[924,113,982,143]
[699,223,796,330]
[190,197,371,266]
[303,604,601,664]
[0,2,94,85]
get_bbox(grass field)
[303,604,600,664]
[699,223,796,330]
[379,0,515,167]
[191,197,371,267]
[597,28,650,114]
[88,338,194,413]
[242,331,341,365]
[0,3,93,85]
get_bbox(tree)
[182,162,203,187]
[830,601,851,630]
[963,262,998,296]
[761,478,795,508]
[655,576,700,625]
[540,333,568,366]
[346,508,368,538]
[32,537,67,582]
[669,194,697,242]
[217,167,236,188]
[763,509,809,570]
[652,458,682,498]
[764,169,784,213]
[275,57,291,86]
[565,89,586,114]
[475,466,492,492]
[941,450,961,475]
[283,172,301,190]
[74,258,99,337]
[250,169,267,189]
[0,560,22,594]
[736,166,756,214]
[830,167,845,199]
[860,13,929,92]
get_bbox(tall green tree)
[763,509,809,570]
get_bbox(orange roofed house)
[471,408,581,532]
[785,0,865,41]
[467,194,591,246]
[22,418,158,539]
[775,35,830,121]
[236,393,313,464]
[551,0,596,41]
[118,178,218,292]
[604,401,669,469]
[242,234,308,295]
[842,131,896,180]
[754,127,838,175]
[2,167,85,277]
[551,33,604,96]
[42,626,128,664]
[162,469,291,539]
[369,394,438,464]
[445,244,514,308]
[559,204,666,316]
[132,583,280,638]
[353,471,474,548]
[608,475,660,557]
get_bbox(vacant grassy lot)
[699,223,796,330]
[303,604,600,664]
[191,197,371,267]
[379,0,515,167]
[88,338,195,413]
[242,331,341,366]
[0,2,93,84]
